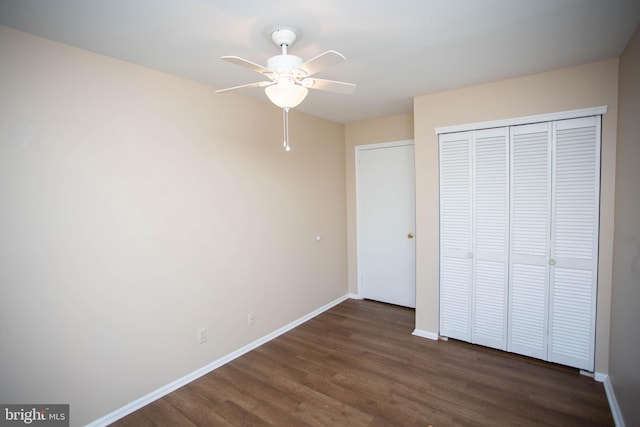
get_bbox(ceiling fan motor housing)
[267,54,304,75]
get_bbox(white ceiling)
[1,0,639,123]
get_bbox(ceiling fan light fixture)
[265,80,308,109]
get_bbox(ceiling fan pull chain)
[283,107,291,152]
[282,107,287,148]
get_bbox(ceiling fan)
[216,27,356,151]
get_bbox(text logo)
[1,405,68,426]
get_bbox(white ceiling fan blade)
[301,78,356,94]
[221,56,273,76]
[215,81,272,93]
[297,50,346,77]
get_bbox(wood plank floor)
[112,299,613,426]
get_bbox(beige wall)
[0,26,347,426]
[610,24,640,426]
[344,114,414,294]
[414,59,619,374]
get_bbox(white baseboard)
[87,294,350,427]
[412,328,439,340]
[602,374,625,427]
[347,293,362,299]
[594,371,607,382]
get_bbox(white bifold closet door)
[439,128,509,350]
[440,115,600,372]
[508,117,600,371]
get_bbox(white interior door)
[357,141,416,308]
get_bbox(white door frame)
[355,139,416,301]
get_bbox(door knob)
[407,232,414,239]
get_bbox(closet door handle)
[467,252,473,258]
[549,259,556,265]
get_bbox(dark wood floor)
[112,299,613,426]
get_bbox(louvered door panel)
[508,123,550,359]
[472,128,509,350]
[550,268,594,369]
[474,130,509,254]
[510,125,550,258]
[549,117,600,371]
[509,263,547,358]
[439,132,472,341]
[474,260,507,347]
[441,257,472,338]
[440,134,471,254]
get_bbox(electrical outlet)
[197,328,207,344]
[247,312,255,325]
